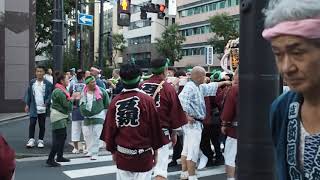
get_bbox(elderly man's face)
[192,71,206,85]
[271,36,320,94]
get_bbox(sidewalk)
[0,113,28,122]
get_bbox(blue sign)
[78,13,93,26]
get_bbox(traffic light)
[117,0,131,26]
[157,4,166,19]
[140,3,166,20]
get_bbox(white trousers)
[71,121,83,142]
[82,124,103,155]
[117,168,152,180]
[224,136,237,167]
[181,122,203,163]
[153,143,171,178]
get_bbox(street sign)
[206,46,214,65]
[78,13,93,26]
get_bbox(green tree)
[155,24,186,65]
[208,13,239,54]
[35,0,75,57]
[105,33,126,68]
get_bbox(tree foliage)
[105,33,126,68]
[155,24,186,65]
[36,0,75,56]
[208,13,239,54]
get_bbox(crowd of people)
[1,0,320,180]
[21,59,238,180]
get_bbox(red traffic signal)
[159,4,166,12]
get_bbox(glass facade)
[182,47,205,56]
[128,35,151,45]
[179,0,239,17]
[180,25,211,37]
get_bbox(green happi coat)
[79,87,110,126]
[50,89,73,130]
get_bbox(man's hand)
[153,150,158,167]
[218,81,232,87]
[72,92,81,100]
[112,153,116,163]
[24,105,29,113]
[171,132,177,146]
[221,126,227,135]
[187,115,195,124]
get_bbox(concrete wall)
[0,0,35,112]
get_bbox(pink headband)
[90,67,100,73]
[262,18,320,41]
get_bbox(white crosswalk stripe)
[62,154,225,179]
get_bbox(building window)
[172,18,176,24]
[165,17,169,26]
[182,47,206,56]
[128,36,151,45]
[129,19,151,30]
[180,25,212,37]
[178,0,238,18]
[219,1,226,9]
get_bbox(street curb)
[0,114,28,124]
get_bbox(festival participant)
[221,69,239,180]
[90,67,106,89]
[140,59,187,180]
[79,75,109,160]
[0,135,15,180]
[101,63,164,180]
[178,66,231,180]
[47,72,73,167]
[263,0,320,179]
[70,70,86,154]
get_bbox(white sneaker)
[197,153,208,170]
[26,138,35,148]
[72,148,80,154]
[188,175,198,180]
[180,171,188,180]
[37,140,45,148]
[90,155,98,160]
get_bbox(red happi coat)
[140,75,187,142]
[101,89,165,172]
[220,85,239,139]
[0,135,15,180]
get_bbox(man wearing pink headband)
[263,0,320,180]
[90,67,106,89]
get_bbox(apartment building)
[122,0,175,68]
[175,0,240,67]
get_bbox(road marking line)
[167,165,225,177]
[59,155,113,166]
[63,165,225,179]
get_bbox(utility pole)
[53,0,65,72]
[238,0,278,179]
[99,0,104,70]
[77,0,84,70]
[89,2,94,67]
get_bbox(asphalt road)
[1,117,227,180]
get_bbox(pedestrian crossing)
[61,154,225,179]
